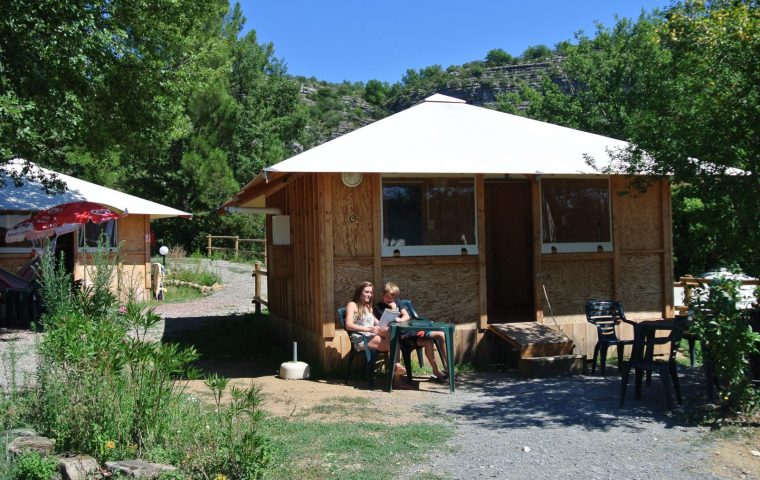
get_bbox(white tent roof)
[267,93,630,175]
[1,160,191,219]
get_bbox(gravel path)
[148,259,258,340]
[399,370,727,480]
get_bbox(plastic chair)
[620,315,689,410]
[585,300,635,376]
[397,299,447,380]
[337,307,377,387]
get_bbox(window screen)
[541,178,611,246]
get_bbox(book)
[378,308,400,328]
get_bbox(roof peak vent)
[424,93,466,104]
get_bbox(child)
[374,282,449,382]
[345,280,411,389]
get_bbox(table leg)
[388,325,399,393]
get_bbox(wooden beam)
[529,175,543,323]
[476,174,488,330]
[320,174,335,339]
[661,179,675,317]
[371,173,383,295]
[611,176,622,300]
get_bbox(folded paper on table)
[379,308,400,328]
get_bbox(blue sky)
[237,1,674,84]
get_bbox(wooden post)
[207,235,212,257]
[254,261,262,315]
[234,236,240,259]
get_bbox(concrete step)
[518,354,586,378]
[489,322,574,358]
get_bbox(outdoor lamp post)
[159,245,169,266]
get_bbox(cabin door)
[484,181,534,323]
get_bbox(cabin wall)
[1,215,152,301]
[75,214,152,301]
[542,178,673,358]
[265,173,672,371]
[266,174,334,369]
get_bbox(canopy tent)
[225,94,632,209]
[1,160,191,219]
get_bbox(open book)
[378,308,400,328]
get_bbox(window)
[0,214,33,252]
[541,177,612,253]
[382,177,477,256]
[78,220,118,250]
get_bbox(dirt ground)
[183,368,448,425]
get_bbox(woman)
[345,281,411,389]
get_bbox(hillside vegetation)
[1,1,756,277]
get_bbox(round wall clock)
[341,172,362,187]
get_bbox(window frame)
[0,213,35,253]
[77,220,119,252]
[539,175,613,254]
[380,174,479,257]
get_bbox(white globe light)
[159,246,169,256]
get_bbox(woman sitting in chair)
[345,281,411,389]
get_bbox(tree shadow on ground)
[449,365,711,432]
[162,313,286,378]
[161,314,714,430]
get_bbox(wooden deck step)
[489,322,574,358]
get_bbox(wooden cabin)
[225,94,674,372]
[0,161,191,303]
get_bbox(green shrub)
[166,258,221,286]
[28,243,272,478]
[689,276,760,415]
[11,452,57,480]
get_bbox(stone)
[105,460,176,479]
[6,435,55,455]
[59,455,101,480]
[0,428,38,441]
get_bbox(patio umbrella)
[4,201,123,243]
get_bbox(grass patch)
[143,284,204,305]
[261,418,453,480]
[301,397,366,416]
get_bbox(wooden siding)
[538,178,673,359]
[264,173,672,371]
[382,257,480,325]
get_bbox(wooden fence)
[674,276,759,313]
[253,261,267,314]
[206,235,266,262]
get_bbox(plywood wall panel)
[540,259,614,317]
[119,215,147,253]
[383,262,479,325]
[613,177,663,252]
[619,253,663,316]
[332,173,374,258]
[333,259,373,315]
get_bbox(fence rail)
[253,262,267,314]
[206,235,266,261]
[674,276,758,313]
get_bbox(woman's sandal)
[430,373,449,383]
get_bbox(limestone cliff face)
[298,59,571,146]
[387,59,572,112]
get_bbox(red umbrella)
[5,201,123,243]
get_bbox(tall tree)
[499,0,759,276]
[0,0,228,186]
